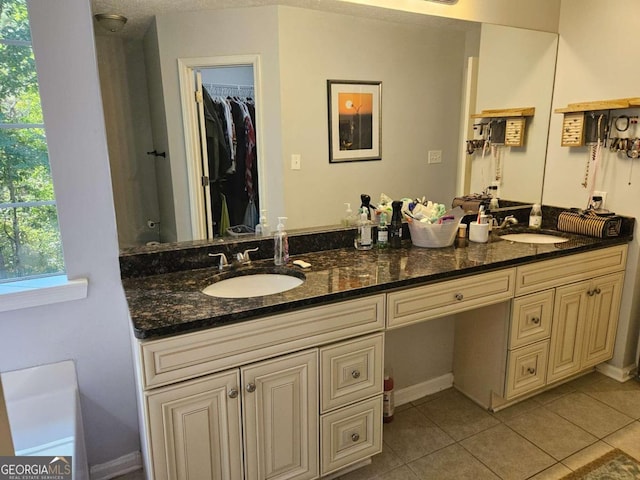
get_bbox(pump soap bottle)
[355,208,373,250]
[274,217,289,265]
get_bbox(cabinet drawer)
[510,290,554,349]
[505,340,549,399]
[320,333,383,413]
[387,269,515,328]
[320,395,383,476]
[515,245,627,296]
[140,295,385,389]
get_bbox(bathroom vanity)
[122,223,632,480]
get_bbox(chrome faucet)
[208,252,229,271]
[497,215,519,229]
[235,247,259,265]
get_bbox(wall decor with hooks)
[467,107,535,152]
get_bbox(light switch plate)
[291,154,301,170]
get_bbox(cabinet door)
[146,370,243,480]
[582,272,624,368]
[242,350,319,480]
[547,281,589,383]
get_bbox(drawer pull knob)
[228,388,239,399]
[531,317,541,325]
[246,383,256,393]
[587,289,595,296]
[454,293,464,301]
[595,287,601,295]
[351,370,361,379]
[527,367,536,375]
[351,433,360,442]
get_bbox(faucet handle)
[238,247,259,264]
[208,253,228,271]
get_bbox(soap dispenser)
[259,209,270,236]
[355,208,373,250]
[342,203,355,227]
[529,204,542,229]
[360,194,376,220]
[274,217,289,265]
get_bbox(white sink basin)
[202,273,304,298]
[500,232,569,244]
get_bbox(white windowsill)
[0,275,88,312]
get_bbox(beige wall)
[279,5,470,228]
[543,0,640,369]
[469,24,558,202]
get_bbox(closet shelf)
[470,107,535,119]
[554,97,640,113]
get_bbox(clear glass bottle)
[377,212,389,249]
[529,203,542,229]
[273,217,289,265]
[354,208,373,250]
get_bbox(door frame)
[177,54,265,240]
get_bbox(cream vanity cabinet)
[456,244,628,410]
[134,295,385,480]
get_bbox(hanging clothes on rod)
[201,85,259,236]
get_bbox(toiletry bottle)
[360,194,374,220]
[342,203,355,227]
[354,208,373,250]
[389,200,403,248]
[377,212,389,249]
[529,203,542,229]
[274,217,289,265]
[259,209,270,236]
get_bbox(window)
[0,0,64,282]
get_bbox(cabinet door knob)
[228,388,239,399]
[594,287,601,295]
[531,317,541,325]
[527,367,536,375]
[246,383,256,393]
[454,293,464,301]
[351,433,360,442]
[351,370,361,379]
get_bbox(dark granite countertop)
[123,226,632,340]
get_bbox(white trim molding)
[0,276,88,313]
[596,362,637,383]
[89,451,142,480]
[394,373,454,406]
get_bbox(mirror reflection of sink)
[202,268,305,298]
[499,232,569,244]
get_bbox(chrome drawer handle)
[351,370,361,379]
[531,317,541,325]
[246,383,256,393]
[228,388,239,399]
[351,433,360,442]
[454,293,464,301]
[527,367,536,375]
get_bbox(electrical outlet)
[428,150,442,164]
[591,191,607,209]
[291,154,301,170]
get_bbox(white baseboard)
[395,373,454,406]
[596,362,637,382]
[90,451,142,480]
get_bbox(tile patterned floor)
[116,372,640,480]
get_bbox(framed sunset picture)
[327,80,382,163]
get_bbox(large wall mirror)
[93,2,558,248]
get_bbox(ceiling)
[90,0,475,39]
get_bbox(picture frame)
[327,80,382,163]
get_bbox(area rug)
[561,449,640,479]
